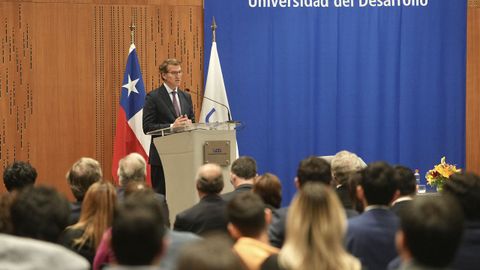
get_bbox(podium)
[150,122,238,224]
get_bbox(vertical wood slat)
[466,2,480,174]
[0,0,203,198]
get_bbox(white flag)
[199,42,231,123]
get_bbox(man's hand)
[172,115,192,128]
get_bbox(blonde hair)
[69,181,117,250]
[279,183,361,270]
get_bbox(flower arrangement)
[426,157,461,191]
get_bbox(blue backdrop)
[204,0,467,204]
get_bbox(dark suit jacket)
[268,207,288,248]
[390,199,413,217]
[346,208,399,270]
[221,184,253,202]
[143,84,195,165]
[173,194,228,235]
[451,221,480,270]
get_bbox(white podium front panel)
[153,129,236,224]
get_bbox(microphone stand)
[185,88,233,122]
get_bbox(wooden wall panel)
[0,0,203,198]
[466,1,480,174]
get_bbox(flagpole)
[129,23,136,45]
[211,17,217,43]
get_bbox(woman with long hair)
[262,182,361,270]
[60,181,117,264]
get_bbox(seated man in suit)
[66,157,103,225]
[222,156,258,202]
[173,163,228,235]
[444,172,480,270]
[395,195,464,270]
[227,192,279,270]
[116,152,170,227]
[390,165,416,216]
[268,156,332,248]
[346,161,399,270]
[110,191,167,268]
[330,150,367,217]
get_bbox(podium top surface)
[146,122,241,136]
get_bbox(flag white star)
[122,74,140,96]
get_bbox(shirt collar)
[164,83,177,94]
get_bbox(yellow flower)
[425,157,461,189]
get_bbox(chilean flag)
[112,44,151,184]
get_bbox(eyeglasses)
[167,71,183,76]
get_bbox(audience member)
[253,173,282,209]
[395,195,464,270]
[176,234,245,270]
[261,182,361,270]
[10,185,70,243]
[222,156,258,202]
[345,161,399,270]
[66,157,103,224]
[268,156,332,248]
[3,161,37,192]
[444,172,480,270]
[227,192,279,270]
[0,233,89,269]
[390,165,416,216]
[109,192,167,268]
[116,152,170,226]
[173,163,228,235]
[330,150,367,217]
[0,193,14,234]
[60,181,117,264]
[93,187,201,270]
[348,172,365,214]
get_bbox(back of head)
[360,161,396,205]
[443,172,480,221]
[231,156,257,179]
[75,181,117,248]
[176,234,244,270]
[282,182,354,269]
[112,191,166,266]
[400,195,464,267]
[196,163,224,195]
[10,186,70,242]
[297,156,332,186]
[331,151,366,185]
[66,157,102,201]
[3,161,37,192]
[117,153,147,186]
[393,165,416,196]
[253,173,282,209]
[227,192,266,238]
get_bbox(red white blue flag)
[112,44,151,184]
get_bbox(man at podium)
[143,58,195,195]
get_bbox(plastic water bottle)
[414,169,420,186]
[415,169,426,193]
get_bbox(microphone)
[185,88,232,122]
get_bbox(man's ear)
[396,230,412,261]
[391,190,401,205]
[294,177,300,190]
[356,185,367,206]
[227,223,241,239]
[265,208,272,225]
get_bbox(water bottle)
[414,169,420,186]
[415,169,426,193]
